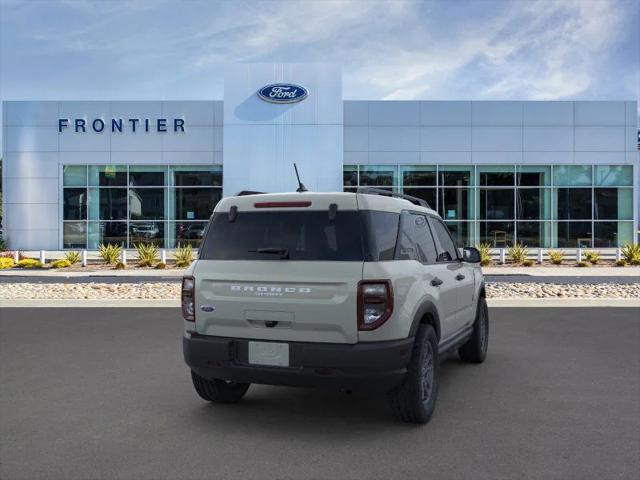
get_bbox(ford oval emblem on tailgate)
[200,305,215,312]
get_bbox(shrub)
[0,236,5,251]
[583,250,600,265]
[548,250,564,265]
[522,259,534,267]
[0,257,15,269]
[135,243,158,267]
[175,244,194,267]
[99,243,122,264]
[621,243,640,265]
[51,259,71,269]
[615,259,627,267]
[476,243,492,267]
[65,251,81,265]
[576,260,589,268]
[155,262,167,269]
[114,261,126,270]
[507,243,528,264]
[17,258,43,269]
[2,251,27,260]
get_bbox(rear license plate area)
[248,341,290,367]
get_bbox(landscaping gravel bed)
[0,282,639,300]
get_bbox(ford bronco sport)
[182,189,488,424]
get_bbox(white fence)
[8,249,199,267]
[6,247,629,266]
[487,248,623,264]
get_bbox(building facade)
[2,63,638,250]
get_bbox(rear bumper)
[183,333,414,391]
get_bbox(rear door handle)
[431,277,443,287]
[455,274,466,281]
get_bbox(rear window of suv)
[199,210,364,261]
[199,209,402,262]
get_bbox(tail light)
[357,280,393,330]
[182,277,195,322]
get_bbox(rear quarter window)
[360,211,400,261]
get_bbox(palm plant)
[507,243,528,264]
[583,250,600,265]
[135,243,158,267]
[475,243,492,267]
[547,250,564,265]
[65,251,81,265]
[175,244,194,267]
[98,243,121,265]
[621,243,640,266]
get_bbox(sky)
[0,0,638,150]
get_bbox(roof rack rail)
[356,187,431,209]
[235,190,266,196]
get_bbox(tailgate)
[194,260,362,344]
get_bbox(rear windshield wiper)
[248,247,290,259]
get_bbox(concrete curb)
[1,298,639,308]
[487,298,640,308]
[482,266,640,277]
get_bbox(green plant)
[51,259,71,269]
[155,262,167,269]
[615,259,627,267]
[0,236,5,251]
[175,244,194,267]
[522,259,534,267]
[65,251,81,265]
[17,258,43,269]
[114,261,126,270]
[507,243,528,264]
[583,250,600,265]
[621,243,640,265]
[475,243,492,266]
[576,260,589,268]
[135,243,158,267]
[0,257,15,269]
[99,243,122,264]
[548,250,564,265]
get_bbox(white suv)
[182,189,488,424]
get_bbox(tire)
[458,296,489,363]
[190,370,250,403]
[388,324,439,424]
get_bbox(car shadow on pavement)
[182,358,473,435]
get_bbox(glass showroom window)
[63,165,222,249]
[342,164,635,248]
[401,165,436,211]
[168,166,222,248]
[478,166,515,247]
[62,166,88,248]
[359,165,397,188]
[343,165,359,191]
[437,165,474,229]
[593,165,633,247]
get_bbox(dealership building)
[1,63,638,250]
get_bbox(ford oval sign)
[257,84,308,104]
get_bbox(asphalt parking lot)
[1,307,638,480]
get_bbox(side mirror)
[462,247,481,263]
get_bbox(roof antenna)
[293,163,308,192]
